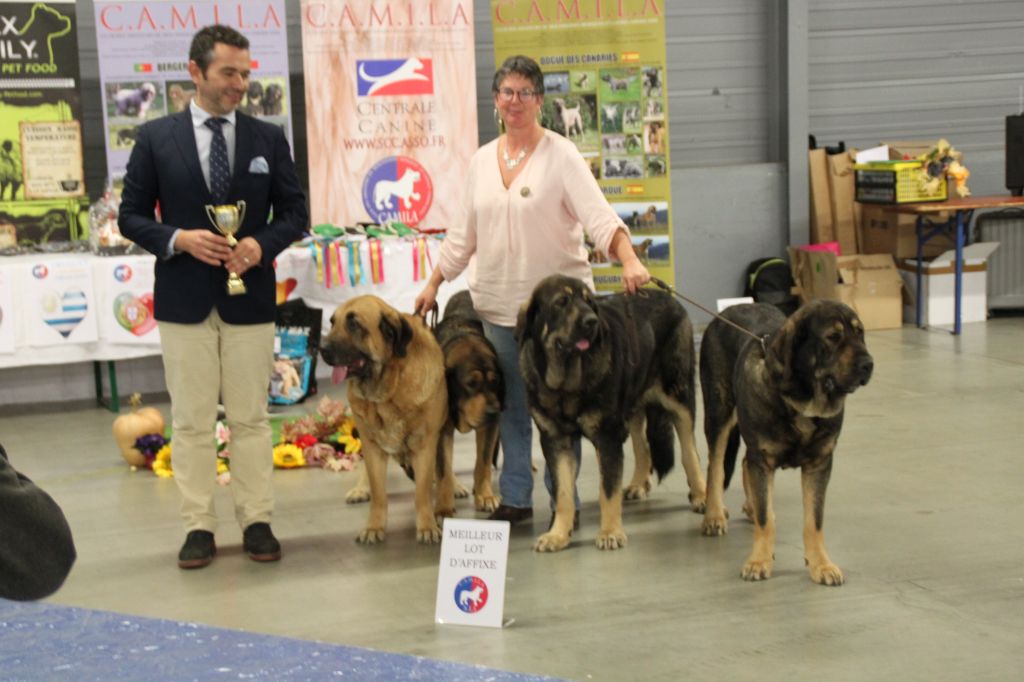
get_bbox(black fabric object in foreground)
[0,443,76,601]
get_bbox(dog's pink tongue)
[575,339,590,351]
[331,366,348,384]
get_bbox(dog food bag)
[269,300,322,405]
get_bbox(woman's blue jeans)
[481,320,581,510]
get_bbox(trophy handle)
[237,200,246,226]
[204,204,218,228]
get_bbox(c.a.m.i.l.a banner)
[0,0,87,244]
[300,1,478,229]
[491,0,672,289]
[94,1,293,189]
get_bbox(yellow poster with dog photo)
[491,0,672,290]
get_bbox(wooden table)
[885,195,1024,334]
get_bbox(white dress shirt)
[168,102,239,257]
[190,99,237,187]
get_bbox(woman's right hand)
[415,281,439,318]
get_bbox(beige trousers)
[158,309,275,533]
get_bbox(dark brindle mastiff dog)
[517,275,706,552]
[699,301,873,585]
[320,295,449,544]
[435,291,505,512]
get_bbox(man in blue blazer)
[119,24,308,569]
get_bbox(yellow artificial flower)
[337,418,362,455]
[152,444,174,478]
[216,457,230,475]
[273,443,306,469]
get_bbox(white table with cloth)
[0,237,467,408]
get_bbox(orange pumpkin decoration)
[112,393,166,467]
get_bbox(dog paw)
[453,480,470,499]
[701,512,729,536]
[356,528,386,544]
[809,562,845,586]
[533,531,570,553]
[623,481,651,501]
[434,506,456,521]
[688,491,707,514]
[416,525,442,544]
[345,486,371,504]
[474,494,500,513]
[595,529,628,550]
[741,557,773,581]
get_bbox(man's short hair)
[189,25,249,75]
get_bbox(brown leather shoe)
[487,504,533,525]
[178,530,216,569]
[243,522,282,562]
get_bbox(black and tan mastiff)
[435,291,505,513]
[517,275,706,552]
[320,295,449,544]
[699,301,873,585]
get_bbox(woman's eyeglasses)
[497,87,537,102]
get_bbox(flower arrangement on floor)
[127,396,361,477]
[135,423,231,482]
[275,396,362,472]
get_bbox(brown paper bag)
[826,150,858,255]
[808,149,833,244]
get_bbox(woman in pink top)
[416,55,649,527]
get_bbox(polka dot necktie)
[204,117,230,204]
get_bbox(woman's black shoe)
[487,505,533,525]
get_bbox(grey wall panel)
[809,0,1024,193]
[674,162,787,324]
[75,2,106,198]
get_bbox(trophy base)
[226,276,247,296]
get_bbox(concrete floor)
[2,317,1023,681]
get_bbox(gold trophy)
[205,201,247,296]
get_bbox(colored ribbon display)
[369,239,385,284]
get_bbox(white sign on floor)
[434,518,510,628]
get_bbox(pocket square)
[248,156,269,174]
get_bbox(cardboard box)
[896,242,1000,327]
[789,248,905,330]
[858,204,954,259]
[880,140,940,161]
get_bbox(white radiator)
[976,209,1024,310]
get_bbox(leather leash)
[649,277,769,354]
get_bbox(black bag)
[269,300,322,405]
[744,257,799,316]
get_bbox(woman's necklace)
[503,143,529,170]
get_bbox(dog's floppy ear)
[514,295,537,345]
[379,312,414,358]
[494,361,507,410]
[444,367,460,425]
[765,315,798,384]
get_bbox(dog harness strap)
[204,117,230,203]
